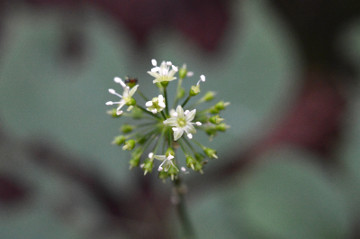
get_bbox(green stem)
[173,177,196,239]
[181,95,191,108]
[163,86,170,116]
[173,78,183,108]
[137,90,149,101]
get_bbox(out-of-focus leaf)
[240,149,350,239]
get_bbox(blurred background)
[1,0,360,238]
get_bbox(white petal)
[167,154,174,160]
[158,102,165,108]
[185,109,196,122]
[176,105,184,117]
[173,128,184,141]
[184,124,196,134]
[145,101,153,107]
[129,85,139,97]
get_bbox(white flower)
[163,105,202,141]
[145,94,166,114]
[106,77,139,115]
[149,152,177,172]
[147,59,178,84]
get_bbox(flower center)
[177,117,187,127]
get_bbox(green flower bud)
[194,153,205,161]
[136,135,147,145]
[122,139,136,150]
[107,108,121,118]
[186,155,196,170]
[209,106,220,114]
[142,158,154,175]
[205,126,217,137]
[177,87,185,99]
[215,123,229,132]
[129,156,140,168]
[201,91,216,102]
[131,107,143,119]
[158,171,169,180]
[121,124,134,134]
[186,155,203,173]
[112,135,126,145]
[179,66,188,79]
[215,101,230,111]
[193,159,203,173]
[168,165,179,180]
[203,147,218,159]
[209,115,224,124]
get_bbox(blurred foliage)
[0,0,360,239]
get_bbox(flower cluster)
[106,59,229,180]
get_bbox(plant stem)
[181,95,191,108]
[163,86,170,116]
[173,177,196,239]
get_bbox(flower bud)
[209,115,224,125]
[121,124,134,133]
[177,87,185,99]
[215,101,230,111]
[131,107,143,119]
[158,171,169,181]
[203,147,218,159]
[168,165,179,180]
[112,135,126,145]
[215,123,229,132]
[142,158,154,175]
[107,108,121,118]
[129,156,140,168]
[186,155,196,170]
[202,91,216,102]
[122,139,136,150]
[178,66,188,79]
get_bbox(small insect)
[125,77,138,87]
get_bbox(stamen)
[151,59,157,66]
[105,101,113,105]
[187,133,193,139]
[195,122,202,126]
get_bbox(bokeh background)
[1,0,360,238]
